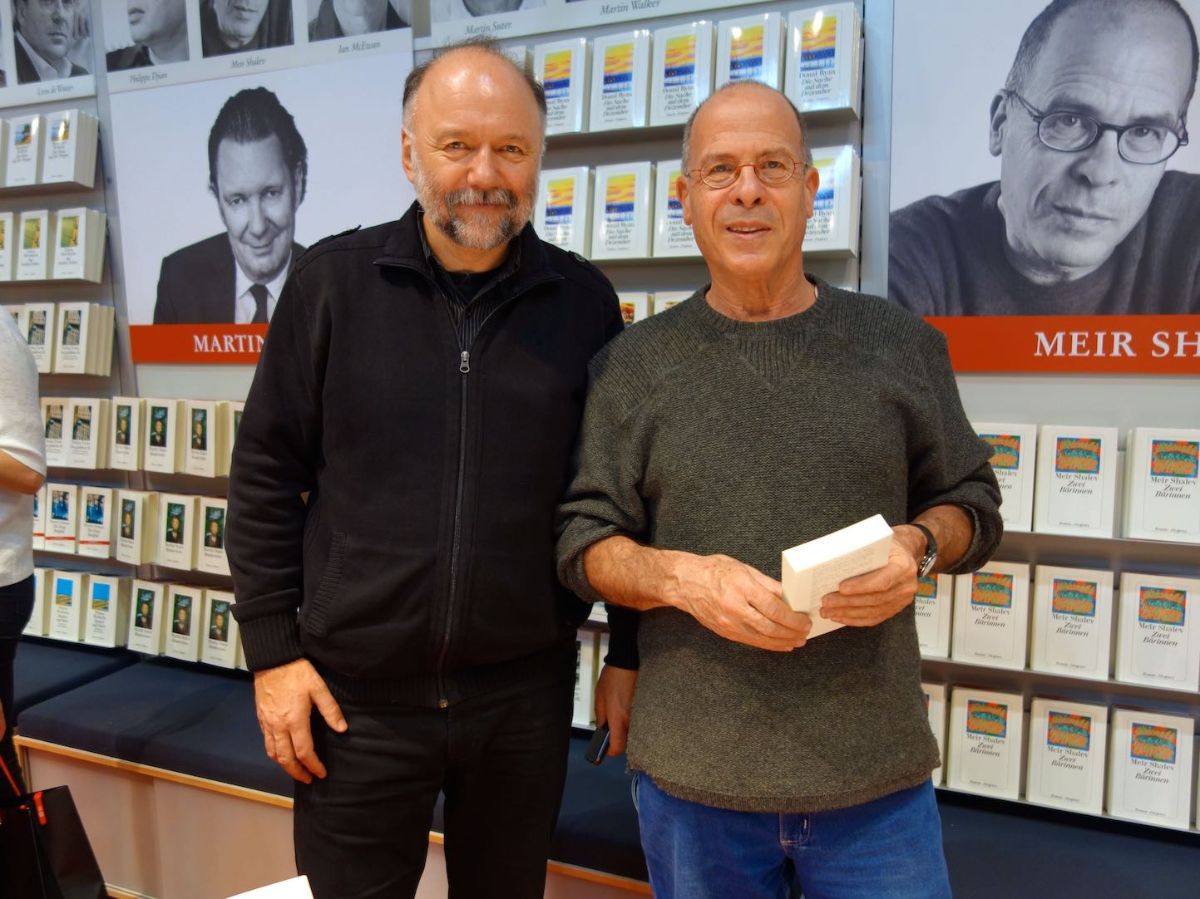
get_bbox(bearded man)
[224,39,631,899]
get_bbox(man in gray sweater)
[557,82,1003,898]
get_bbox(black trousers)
[295,658,575,899]
[0,575,35,791]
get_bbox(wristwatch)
[910,523,938,577]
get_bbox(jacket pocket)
[303,529,346,637]
[301,532,439,677]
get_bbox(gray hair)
[681,81,814,168]
[403,38,547,132]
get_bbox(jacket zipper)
[379,261,560,709]
[436,346,471,708]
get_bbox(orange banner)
[130,325,268,364]
[929,316,1200,374]
[130,316,1200,372]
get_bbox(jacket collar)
[374,201,562,299]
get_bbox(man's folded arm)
[908,329,1004,573]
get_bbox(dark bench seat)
[14,637,138,719]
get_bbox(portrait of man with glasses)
[889,0,1200,315]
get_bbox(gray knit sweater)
[556,279,1003,813]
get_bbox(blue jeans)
[635,774,951,899]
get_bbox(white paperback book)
[1124,427,1200,543]
[223,402,245,472]
[716,13,785,90]
[652,291,691,314]
[535,39,590,135]
[0,210,13,280]
[5,114,44,186]
[32,485,46,550]
[1033,425,1119,537]
[1029,566,1114,680]
[914,574,953,658]
[617,292,651,326]
[65,397,110,470]
[53,302,93,373]
[143,399,185,473]
[128,580,166,655]
[115,490,159,566]
[41,108,98,187]
[589,31,651,131]
[534,167,591,255]
[974,422,1037,533]
[16,210,50,281]
[85,575,131,648]
[52,208,105,282]
[77,486,114,559]
[24,568,50,636]
[1026,698,1107,814]
[573,628,598,728]
[164,585,203,662]
[1107,708,1194,829]
[1115,572,1200,691]
[196,497,230,576]
[157,494,198,571]
[784,3,862,115]
[652,159,700,257]
[952,561,1031,670]
[804,145,860,255]
[781,513,893,638]
[49,571,87,642]
[44,483,78,554]
[23,302,55,373]
[110,398,145,471]
[0,121,7,185]
[41,398,66,467]
[184,400,228,478]
[921,682,947,785]
[650,21,715,126]
[590,162,653,259]
[947,687,1024,799]
[200,590,240,669]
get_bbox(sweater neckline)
[689,276,832,337]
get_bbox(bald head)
[682,81,812,169]
[403,40,546,133]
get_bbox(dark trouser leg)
[0,576,35,793]
[441,662,575,899]
[294,701,446,899]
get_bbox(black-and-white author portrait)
[889,0,1200,316]
[154,87,306,324]
[12,0,90,83]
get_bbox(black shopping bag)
[0,756,106,899]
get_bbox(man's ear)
[676,173,691,226]
[989,91,1009,157]
[401,128,416,183]
[294,164,306,205]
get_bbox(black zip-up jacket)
[227,205,628,706]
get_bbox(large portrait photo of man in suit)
[154,87,307,324]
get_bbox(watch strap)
[910,523,937,577]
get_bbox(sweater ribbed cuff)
[237,612,305,672]
[604,604,640,670]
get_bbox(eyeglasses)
[687,156,807,189]
[1004,90,1188,165]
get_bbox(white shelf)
[935,783,1200,837]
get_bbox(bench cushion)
[14,638,138,718]
[17,658,293,798]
